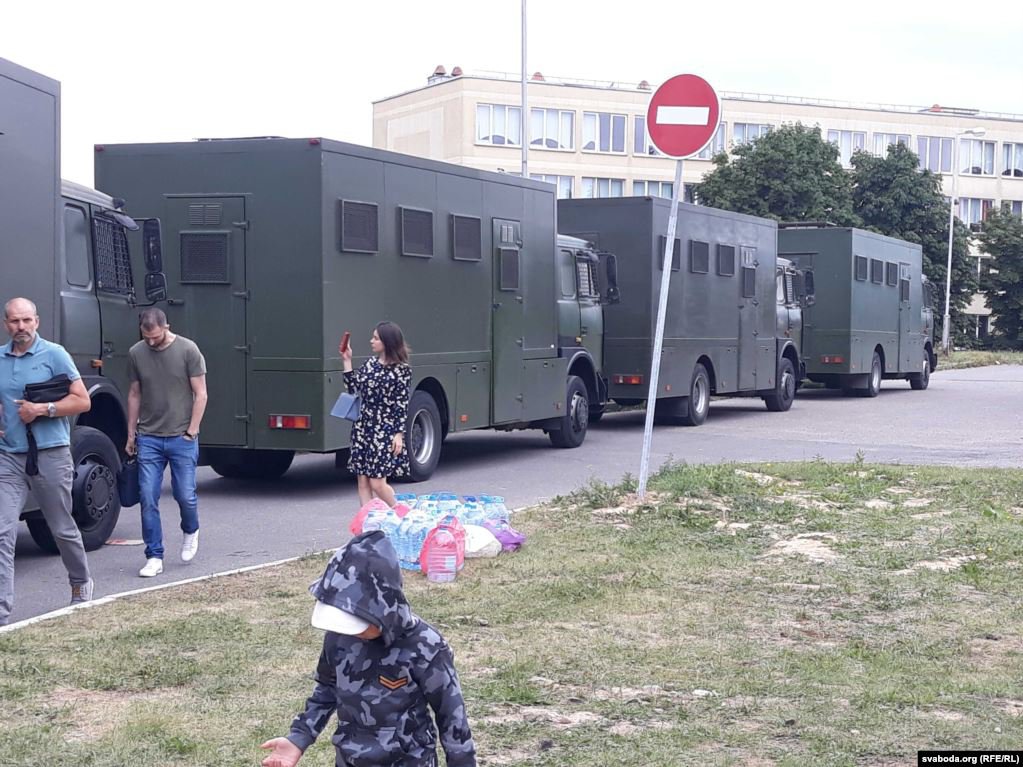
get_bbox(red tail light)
[820,355,845,364]
[268,414,312,430]
[612,374,644,385]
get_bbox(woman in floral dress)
[341,321,411,506]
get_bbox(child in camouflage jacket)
[261,531,477,767]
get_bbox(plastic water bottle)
[425,528,458,583]
[395,510,433,571]
[481,495,510,526]
[435,492,460,514]
[361,508,389,532]
[395,493,418,509]
[458,498,486,526]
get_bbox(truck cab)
[555,235,619,424]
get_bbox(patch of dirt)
[864,499,894,510]
[995,699,1023,717]
[902,498,933,508]
[768,493,835,511]
[919,708,968,722]
[766,533,842,563]
[912,554,986,572]
[735,470,778,486]
[910,511,953,520]
[607,720,676,736]
[481,748,537,765]
[968,634,1023,669]
[45,687,185,742]
[481,706,603,729]
[714,521,752,534]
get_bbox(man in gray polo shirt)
[127,308,208,578]
[0,297,94,625]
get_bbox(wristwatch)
[46,403,57,418]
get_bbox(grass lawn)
[2,461,1022,766]
[943,350,1023,370]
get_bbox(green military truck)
[778,225,936,396]
[557,197,804,424]
[94,138,592,480]
[1,58,165,551]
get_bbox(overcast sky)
[4,0,1021,186]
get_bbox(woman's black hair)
[375,321,409,365]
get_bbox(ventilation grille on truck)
[188,204,223,226]
[180,233,230,283]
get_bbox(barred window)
[92,216,134,295]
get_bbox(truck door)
[898,262,913,372]
[492,219,523,423]
[576,253,604,371]
[737,246,759,390]
[59,202,102,372]
[165,197,248,446]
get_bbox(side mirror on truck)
[600,252,621,305]
[139,218,169,303]
[801,269,816,307]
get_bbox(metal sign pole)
[637,158,684,498]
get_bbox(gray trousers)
[0,447,91,624]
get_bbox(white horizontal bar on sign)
[656,106,710,126]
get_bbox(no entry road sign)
[645,74,720,159]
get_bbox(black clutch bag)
[23,374,73,476]
[24,374,72,403]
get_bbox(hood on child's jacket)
[310,531,417,645]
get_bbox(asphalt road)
[9,364,1022,624]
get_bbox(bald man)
[0,297,94,625]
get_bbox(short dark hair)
[375,321,409,365]
[139,308,168,331]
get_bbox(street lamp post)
[942,127,986,355]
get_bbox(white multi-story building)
[373,67,1023,226]
[373,67,1022,337]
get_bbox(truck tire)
[549,376,589,448]
[858,352,883,398]
[909,352,931,390]
[406,390,442,481]
[683,363,711,426]
[210,449,294,480]
[764,357,797,412]
[26,426,122,554]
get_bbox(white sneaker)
[139,558,164,577]
[181,530,199,563]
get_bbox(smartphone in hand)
[339,331,351,354]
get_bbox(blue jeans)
[138,434,199,560]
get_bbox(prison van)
[778,225,936,396]
[95,137,590,480]
[558,197,804,424]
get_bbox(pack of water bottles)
[385,493,512,572]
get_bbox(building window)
[530,174,573,199]
[1003,143,1023,178]
[696,122,726,160]
[581,177,625,198]
[717,244,736,276]
[340,200,378,253]
[683,184,699,204]
[633,180,673,199]
[633,116,663,156]
[658,237,681,271]
[959,138,995,176]
[827,130,866,166]
[886,262,899,286]
[530,108,574,150]
[873,133,910,155]
[451,215,482,261]
[733,123,771,145]
[917,136,953,173]
[1002,200,1023,218]
[689,240,710,274]
[958,198,994,226]
[582,111,626,153]
[400,207,434,258]
[476,103,521,146]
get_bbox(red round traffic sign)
[645,74,720,159]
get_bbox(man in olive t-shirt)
[127,308,208,578]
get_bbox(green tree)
[977,209,1023,347]
[849,143,977,344]
[697,123,859,226]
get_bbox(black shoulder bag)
[23,374,72,476]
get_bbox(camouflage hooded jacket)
[286,531,477,767]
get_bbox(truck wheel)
[858,352,882,398]
[683,363,710,426]
[406,390,442,481]
[210,449,294,480]
[909,352,931,390]
[26,426,122,554]
[764,358,797,412]
[549,376,589,448]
